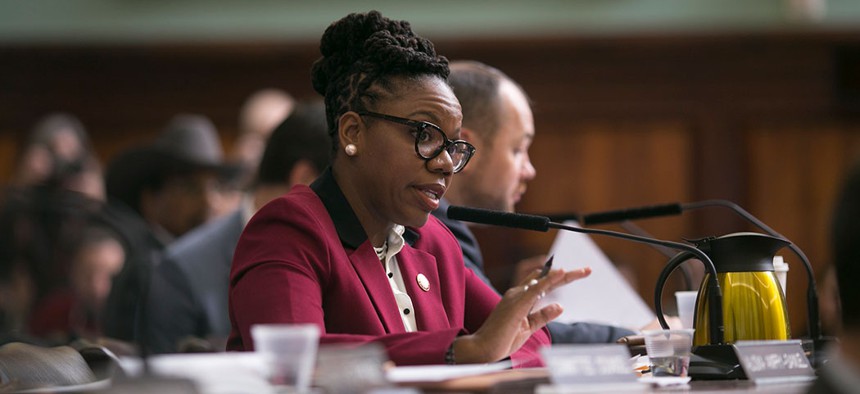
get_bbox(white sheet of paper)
[119,353,273,394]
[537,221,655,329]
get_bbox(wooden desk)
[403,369,814,394]
[405,368,549,393]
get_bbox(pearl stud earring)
[345,144,357,156]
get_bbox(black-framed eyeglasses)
[358,111,476,173]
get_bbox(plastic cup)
[674,291,698,330]
[251,324,320,393]
[642,329,694,377]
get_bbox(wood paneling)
[747,125,860,334]
[3,30,860,336]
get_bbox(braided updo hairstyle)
[311,11,450,150]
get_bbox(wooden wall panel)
[472,120,695,312]
[0,43,321,183]
[748,125,860,334]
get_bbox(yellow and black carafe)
[656,232,791,346]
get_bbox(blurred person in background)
[101,114,240,343]
[818,265,842,337]
[105,114,238,244]
[0,112,106,344]
[145,101,329,353]
[809,159,860,392]
[10,112,105,201]
[436,60,637,343]
[231,89,295,185]
[27,223,125,343]
[215,89,296,219]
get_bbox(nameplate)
[316,343,388,391]
[734,340,815,384]
[541,344,638,385]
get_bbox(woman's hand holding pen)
[452,260,592,364]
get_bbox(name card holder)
[734,340,816,384]
[690,340,816,383]
[539,344,642,392]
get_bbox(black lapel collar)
[311,167,420,248]
[311,167,366,250]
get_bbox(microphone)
[447,205,726,345]
[536,211,693,289]
[446,205,551,232]
[580,199,822,341]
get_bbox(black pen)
[539,255,554,278]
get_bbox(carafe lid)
[692,232,790,273]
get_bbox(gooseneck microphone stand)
[445,205,726,345]
[681,199,821,342]
[544,221,725,345]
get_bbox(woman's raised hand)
[452,266,591,364]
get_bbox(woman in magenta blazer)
[227,11,590,367]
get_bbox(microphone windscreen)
[446,206,550,232]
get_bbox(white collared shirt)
[377,225,417,332]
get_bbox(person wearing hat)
[105,114,239,244]
[144,102,330,353]
[100,114,239,343]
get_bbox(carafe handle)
[654,251,696,329]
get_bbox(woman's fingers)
[520,267,591,300]
[471,267,592,363]
[527,303,564,329]
[562,267,591,282]
[515,269,542,287]
[511,255,548,284]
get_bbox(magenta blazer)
[227,171,549,367]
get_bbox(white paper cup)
[674,291,698,330]
[251,324,320,393]
[642,329,694,377]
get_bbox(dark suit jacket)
[100,200,167,343]
[146,209,245,353]
[227,170,549,367]
[432,199,636,344]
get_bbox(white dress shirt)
[375,225,417,332]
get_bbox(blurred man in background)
[214,89,296,219]
[145,102,329,353]
[101,114,239,342]
[810,159,860,392]
[106,114,238,244]
[0,113,106,344]
[10,113,105,202]
[435,60,637,343]
[231,88,295,186]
